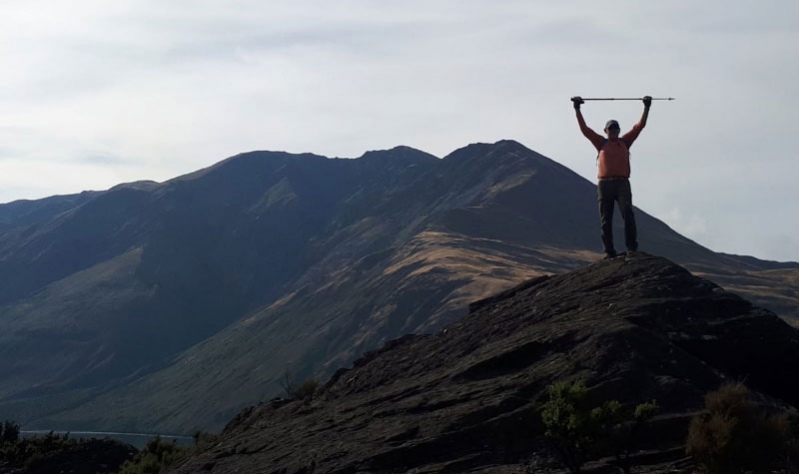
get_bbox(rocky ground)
[171,252,799,473]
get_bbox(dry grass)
[381,231,599,313]
[686,382,791,474]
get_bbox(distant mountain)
[171,253,799,473]
[0,140,795,434]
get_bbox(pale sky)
[0,1,797,261]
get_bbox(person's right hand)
[571,96,584,110]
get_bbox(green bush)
[541,381,660,473]
[541,381,611,473]
[118,436,189,474]
[686,382,789,473]
[118,430,220,473]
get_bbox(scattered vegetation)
[540,381,659,473]
[117,436,188,474]
[117,432,216,474]
[0,419,215,474]
[10,381,799,474]
[0,424,77,467]
[686,382,793,473]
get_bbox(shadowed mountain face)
[0,140,795,434]
[170,253,799,474]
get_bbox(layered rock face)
[172,253,799,473]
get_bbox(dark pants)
[597,178,637,255]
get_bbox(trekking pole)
[573,97,675,101]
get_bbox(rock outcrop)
[172,253,799,473]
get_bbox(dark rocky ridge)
[172,253,799,474]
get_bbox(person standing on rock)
[572,95,652,259]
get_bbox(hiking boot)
[603,251,617,260]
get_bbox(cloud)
[0,1,796,261]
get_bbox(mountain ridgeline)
[0,140,795,434]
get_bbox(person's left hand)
[643,96,652,108]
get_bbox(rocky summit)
[171,252,799,473]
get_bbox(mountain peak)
[357,145,439,165]
[108,180,161,192]
[442,139,545,162]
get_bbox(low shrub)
[117,436,189,474]
[686,382,790,473]
[279,368,321,401]
[294,378,320,401]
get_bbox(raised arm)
[622,96,652,147]
[572,96,604,149]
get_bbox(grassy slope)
[38,232,597,433]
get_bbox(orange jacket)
[579,122,645,179]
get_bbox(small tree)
[279,368,296,399]
[686,382,789,473]
[541,381,660,473]
[541,381,609,473]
